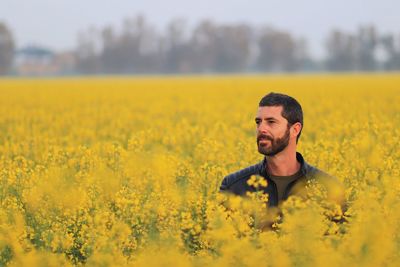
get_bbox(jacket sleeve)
[219,176,229,192]
[315,171,346,209]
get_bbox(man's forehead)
[256,106,284,118]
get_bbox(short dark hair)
[259,92,303,143]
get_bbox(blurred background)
[0,0,399,76]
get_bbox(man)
[220,92,344,207]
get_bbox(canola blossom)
[0,74,399,266]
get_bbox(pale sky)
[1,0,399,58]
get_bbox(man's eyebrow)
[255,117,278,120]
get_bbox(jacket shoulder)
[304,162,336,181]
[303,162,345,206]
[220,162,263,191]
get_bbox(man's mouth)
[258,138,271,145]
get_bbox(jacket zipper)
[266,176,279,206]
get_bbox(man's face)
[255,106,291,156]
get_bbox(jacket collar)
[259,151,307,178]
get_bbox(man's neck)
[266,150,301,177]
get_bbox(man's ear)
[291,122,302,138]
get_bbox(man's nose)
[257,121,269,134]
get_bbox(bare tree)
[120,15,160,73]
[0,22,15,75]
[76,27,101,74]
[357,25,377,70]
[256,27,301,72]
[214,24,252,72]
[162,18,192,73]
[190,20,219,72]
[325,30,357,71]
[190,20,252,73]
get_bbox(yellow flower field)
[0,74,399,266]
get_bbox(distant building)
[14,45,77,76]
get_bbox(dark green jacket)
[220,152,344,207]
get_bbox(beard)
[257,126,290,156]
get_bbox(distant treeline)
[1,15,400,75]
